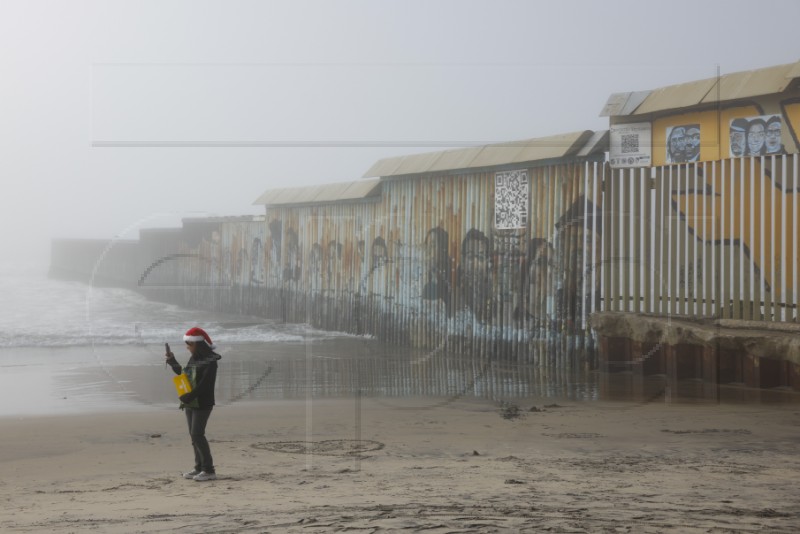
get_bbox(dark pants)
[184,407,214,473]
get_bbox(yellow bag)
[173,373,192,397]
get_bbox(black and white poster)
[729,114,785,157]
[610,122,652,167]
[665,123,701,163]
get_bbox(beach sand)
[1,397,798,533]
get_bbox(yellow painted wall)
[782,99,800,149]
[673,157,799,296]
[652,105,760,166]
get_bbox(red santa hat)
[184,327,215,349]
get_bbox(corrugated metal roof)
[363,130,595,178]
[599,91,651,117]
[700,62,799,104]
[339,179,384,199]
[634,78,719,115]
[311,182,350,203]
[393,150,443,176]
[362,156,405,179]
[428,147,483,172]
[789,61,800,79]
[575,130,609,158]
[513,131,595,163]
[253,179,381,206]
[606,60,800,116]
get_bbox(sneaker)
[182,469,201,480]
[193,471,217,482]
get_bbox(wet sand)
[1,397,799,533]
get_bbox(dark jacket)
[168,352,221,409]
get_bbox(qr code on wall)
[620,133,639,154]
[494,170,528,229]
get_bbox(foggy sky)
[2,0,799,267]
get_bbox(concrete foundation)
[591,312,800,403]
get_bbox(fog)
[2,0,799,268]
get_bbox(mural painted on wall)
[554,197,603,327]
[140,178,608,366]
[672,157,800,299]
[654,100,799,166]
[729,118,748,157]
[174,188,602,347]
[283,228,301,282]
[729,114,786,157]
[666,124,701,163]
[326,240,342,289]
[781,99,800,150]
[308,243,323,293]
[268,219,282,285]
[235,243,248,284]
[517,237,555,325]
[455,229,494,324]
[363,236,390,298]
[422,227,451,308]
[370,236,388,271]
[250,237,264,286]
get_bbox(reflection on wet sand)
[57,337,799,414]
[61,338,596,411]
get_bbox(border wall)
[49,61,800,400]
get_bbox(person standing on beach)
[165,327,221,482]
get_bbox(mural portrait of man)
[371,236,388,271]
[765,115,786,155]
[308,243,323,292]
[684,125,701,162]
[326,240,342,287]
[554,196,603,329]
[282,228,301,282]
[235,244,248,284]
[422,227,451,307]
[729,118,748,157]
[666,124,700,164]
[518,237,554,324]
[268,219,282,283]
[250,237,264,285]
[456,228,493,323]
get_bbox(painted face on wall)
[747,122,766,155]
[685,126,700,160]
[371,239,388,269]
[422,228,451,303]
[424,229,446,271]
[668,127,686,161]
[765,120,782,154]
[462,237,489,282]
[730,128,746,157]
[526,244,552,312]
[310,244,322,274]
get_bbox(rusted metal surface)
[51,154,800,386]
[362,131,595,178]
[69,153,606,369]
[255,161,598,368]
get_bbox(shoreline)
[2,397,799,532]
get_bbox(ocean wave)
[0,321,362,349]
[1,270,363,348]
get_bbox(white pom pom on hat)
[183,327,215,349]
